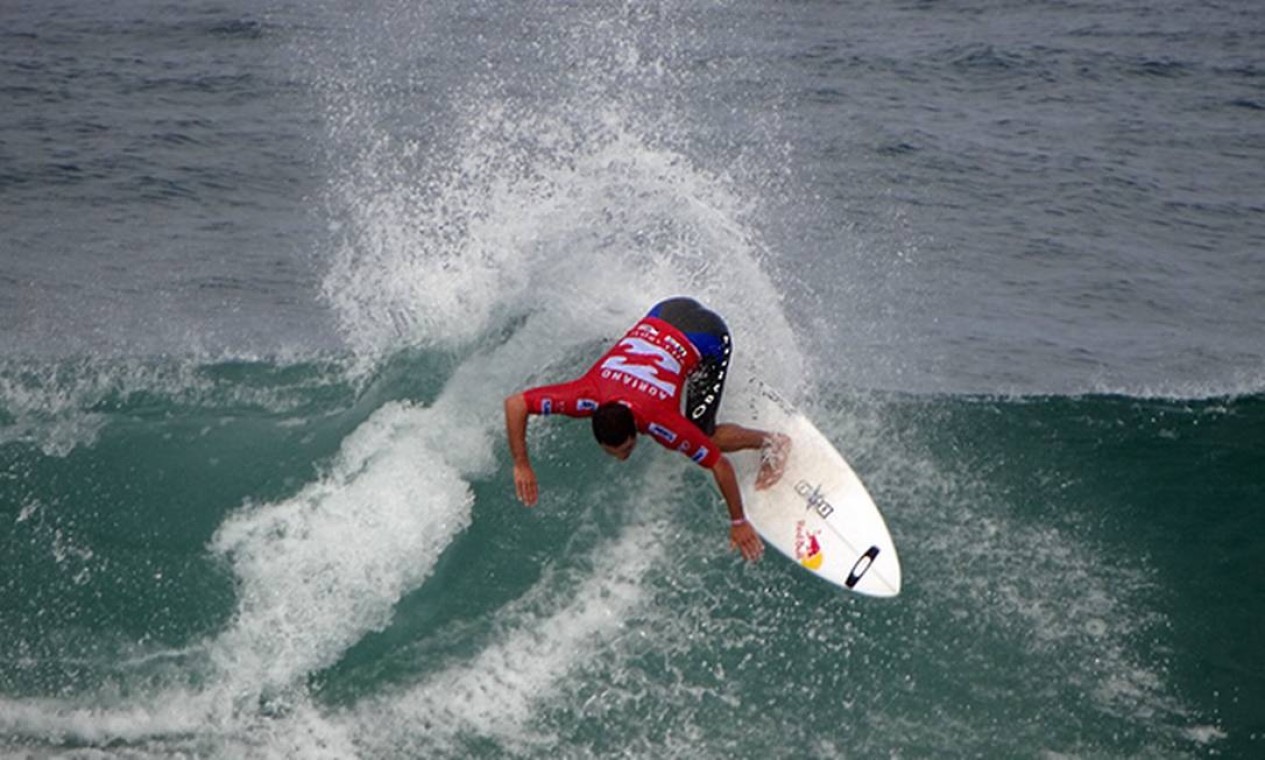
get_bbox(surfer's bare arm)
[504,392,539,507]
[710,423,767,452]
[712,455,763,562]
[711,424,791,490]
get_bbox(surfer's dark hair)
[592,402,636,447]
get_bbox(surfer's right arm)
[504,392,539,507]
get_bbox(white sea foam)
[320,57,804,392]
[206,400,474,696]
[0,398,476,752]
[346,471,676,757]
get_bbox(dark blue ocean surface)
[2,0,1262,757]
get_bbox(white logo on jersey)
[599,336,681,398]
[648,423,677,443]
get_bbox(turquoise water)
[3,0,1263,756]
[1,357,1260,756]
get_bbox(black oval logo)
[845,546,881,588]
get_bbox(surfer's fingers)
[731,527,762,561]
[514,470,538,506]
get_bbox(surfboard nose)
[865,546,902,597]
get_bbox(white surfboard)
[732,380,901,597]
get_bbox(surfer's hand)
[755,433,792,490]
[513,462,538,507]
[730,521,764,562]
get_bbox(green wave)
[1,355,1259,757]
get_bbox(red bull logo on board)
[794,520,824,571]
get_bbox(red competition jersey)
[522,316,722,468]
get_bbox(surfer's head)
[592,402,637,460]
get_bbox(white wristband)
[730,517,747,527]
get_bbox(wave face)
[3,0,1263,757]
[1,356,1260,757]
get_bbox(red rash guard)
[522,316,721,468]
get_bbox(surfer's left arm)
[712,455,763,562]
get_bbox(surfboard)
[732,380,901,597]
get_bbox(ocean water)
[1,0,1262,757]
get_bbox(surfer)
[504,297,790,562]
